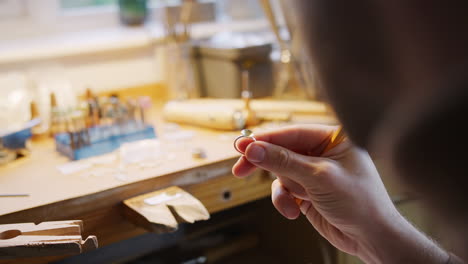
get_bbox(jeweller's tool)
[163,99,327,130]
[0,220,97,258]
[320,126,346,154]
[138,96,152,124]
[259,0,304,99]
[241,70,260,127]
[0,194,29,198]
[192,147,206,159]
[295,126,346,206]
[163,100,246,130]
[49,93,59,136]
[123,186,210,234]
[233,129,256,154]
[179,0,194,42]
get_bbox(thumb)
[244,141,317,184]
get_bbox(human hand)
[232,125,448,263]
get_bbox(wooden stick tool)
[295,126,346,205]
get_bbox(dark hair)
[292,0,468,258]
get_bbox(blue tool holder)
[1,128,32,150]
[55,125,156,160]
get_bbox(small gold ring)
[233,129,256,154]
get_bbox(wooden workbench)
[0,104,334,263]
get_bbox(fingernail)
[246,144,265,163]
[284,206,299,219]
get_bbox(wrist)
[356,208,449,264]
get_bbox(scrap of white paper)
[144,192,182,205]
[163,130,195,141]
[89,153,116,165]
[57,161,91,175]
[89,167,114,177]
[113,172,128,182]
[120,139,163,164]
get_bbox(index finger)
[237,124,337,156]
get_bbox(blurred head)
[293,0,468,258]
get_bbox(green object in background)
[61,0,117,9]
[118,0,148,26]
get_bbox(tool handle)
[295,127,345,206]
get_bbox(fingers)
[232,124,339,178]
[232,156,257,178]
[234,137,255,154]
[254,124,337,156]
[299,200,313,215]
[271,179,300,219]
[244,140,322,184]
[232,137,258,178]
[277,176,308,200]
[233,155,308,199]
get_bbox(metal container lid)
[193,32,272,61]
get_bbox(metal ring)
[233,133,256,155]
